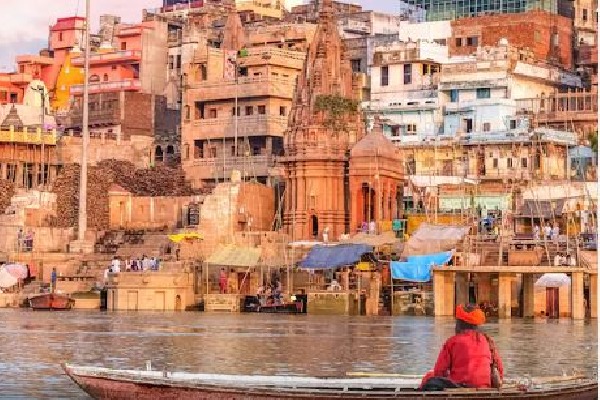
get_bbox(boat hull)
[29,294,74,310]
[63,365,598,400]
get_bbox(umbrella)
[0,269,18,288]
[2,264,28,279]
[535,273,571,288]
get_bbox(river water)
[0,310,596,398]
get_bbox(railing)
[0,127,58,145]
[66,109,121,127]
[187,76,297,100]
[71,50,142,65]
[188,115,288,138]
[187,155,276,179]
[70,80,141,94]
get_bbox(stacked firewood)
[50,160,201,229]
[0,179,15,213]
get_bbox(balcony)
[9,73,33,85]
[186,155,276,180]
[66,108,121,128]
[71,50,142,66]
[188,76,297,101]
[70,80,142,95]
[444,97,514,112]
[186,115,288,140]
[0,128,57,145]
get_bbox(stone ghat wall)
[49,159,203,230]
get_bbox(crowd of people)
[533,222,561,241]
[104,256,161,282]
[16,228,34,252]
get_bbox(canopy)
[2,264,28,279]
[391,251,453,282]
[168,232,203,243]
[299,244,373,269]
[0,268,18,288]
[206,244,261,267]
[535,273,571,287]
[341,231,401,247]
[403,223,470,256]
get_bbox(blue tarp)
[299,244,373,269]
[390,251,453,282]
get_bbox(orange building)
[349,117,403,235]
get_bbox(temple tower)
[282,0,364,241]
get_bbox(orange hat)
[456,304,486,326]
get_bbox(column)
[522,273,535,318]
[0,162,6,180]
[590,274,597,319]
[498,273,512,319]
[571,272,584,320]
[433,270,455,316]
[266,137,272,156]
[455,272,469,306]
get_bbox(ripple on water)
[0,310,595,398]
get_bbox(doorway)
[545,287,559,318]
[310,214,319,238]
[238,272,250,295]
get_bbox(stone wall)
[58,135,153,168]
[450,11,573,69]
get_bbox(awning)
[391,251,453,282]
[535,273,571,287]
[518,199,565,218]
[299,244,373,269]
[206,245,261,267]
[0,268,18,288]
[2,264,28,279]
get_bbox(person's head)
[455,304,485,334]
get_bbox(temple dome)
[350,117,401,160]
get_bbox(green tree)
[314,94,359,131]
[589,131,598,153]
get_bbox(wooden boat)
[29,293,75,310]
[62,363,598,400]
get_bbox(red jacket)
[433,330,504,388]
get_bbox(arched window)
[155,146,164,162]
[166,145,174,155]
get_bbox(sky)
[0,0,398,71]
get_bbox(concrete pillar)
[0,162,6,180]
[571,272,585,320]
[433,270,455,316]
[455,272,469,306]
[15,163,24,188]
[590,274,597,318]
[498,273,512,319]
[522,273,535,318]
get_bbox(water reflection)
[0,310,595,398]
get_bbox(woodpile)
[50,160,202,229]
[0,179,15,213]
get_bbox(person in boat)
[420,304,504,391]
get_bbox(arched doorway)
[310,214,319,238]
[166,145,175,156]
[361,183,375,223]
[155,146,164,162]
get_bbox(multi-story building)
[368,40,448,142]
[404,0,574,21]
[573,0,598,89]
[439,43,581,136]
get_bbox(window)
[121,42,127,51]
[583,9,588,21]
[176,55,181,69]
[111,65,117,71]
[257,105,266,115]
[232,106,240,116]
[208,108,217,118]
[184,105,190,120]
[422,64,429,75]
[381,66,389,86]
[450,89,459,103]
[466,36,478,46]
[239,67,248,76]
[209,146,217,158]
[391,126,400,137]
[200,64,207,80]
[493,158,498,168]
[103,74,108,82]
[245,106,253,115]
[464,118,473,133]
[433,39,447,46]
[507,158,513,168]
[279,106,286,116]
[521,158,528,168]
[351,59,362,73]
[231,146,236,156]
[403,64,412,85]
[509,120,517,129]
[59,32,63,41]
[168,56,174,70]
[455,38,462,47]
[194,102,204,119]
[551,33,559,47]
[193,140,202,158]
[476,88,490,99]
[483,122,491,132]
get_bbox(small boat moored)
[29,293,75,311]
[62,363,598,400]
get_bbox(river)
[0,310,596,398]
